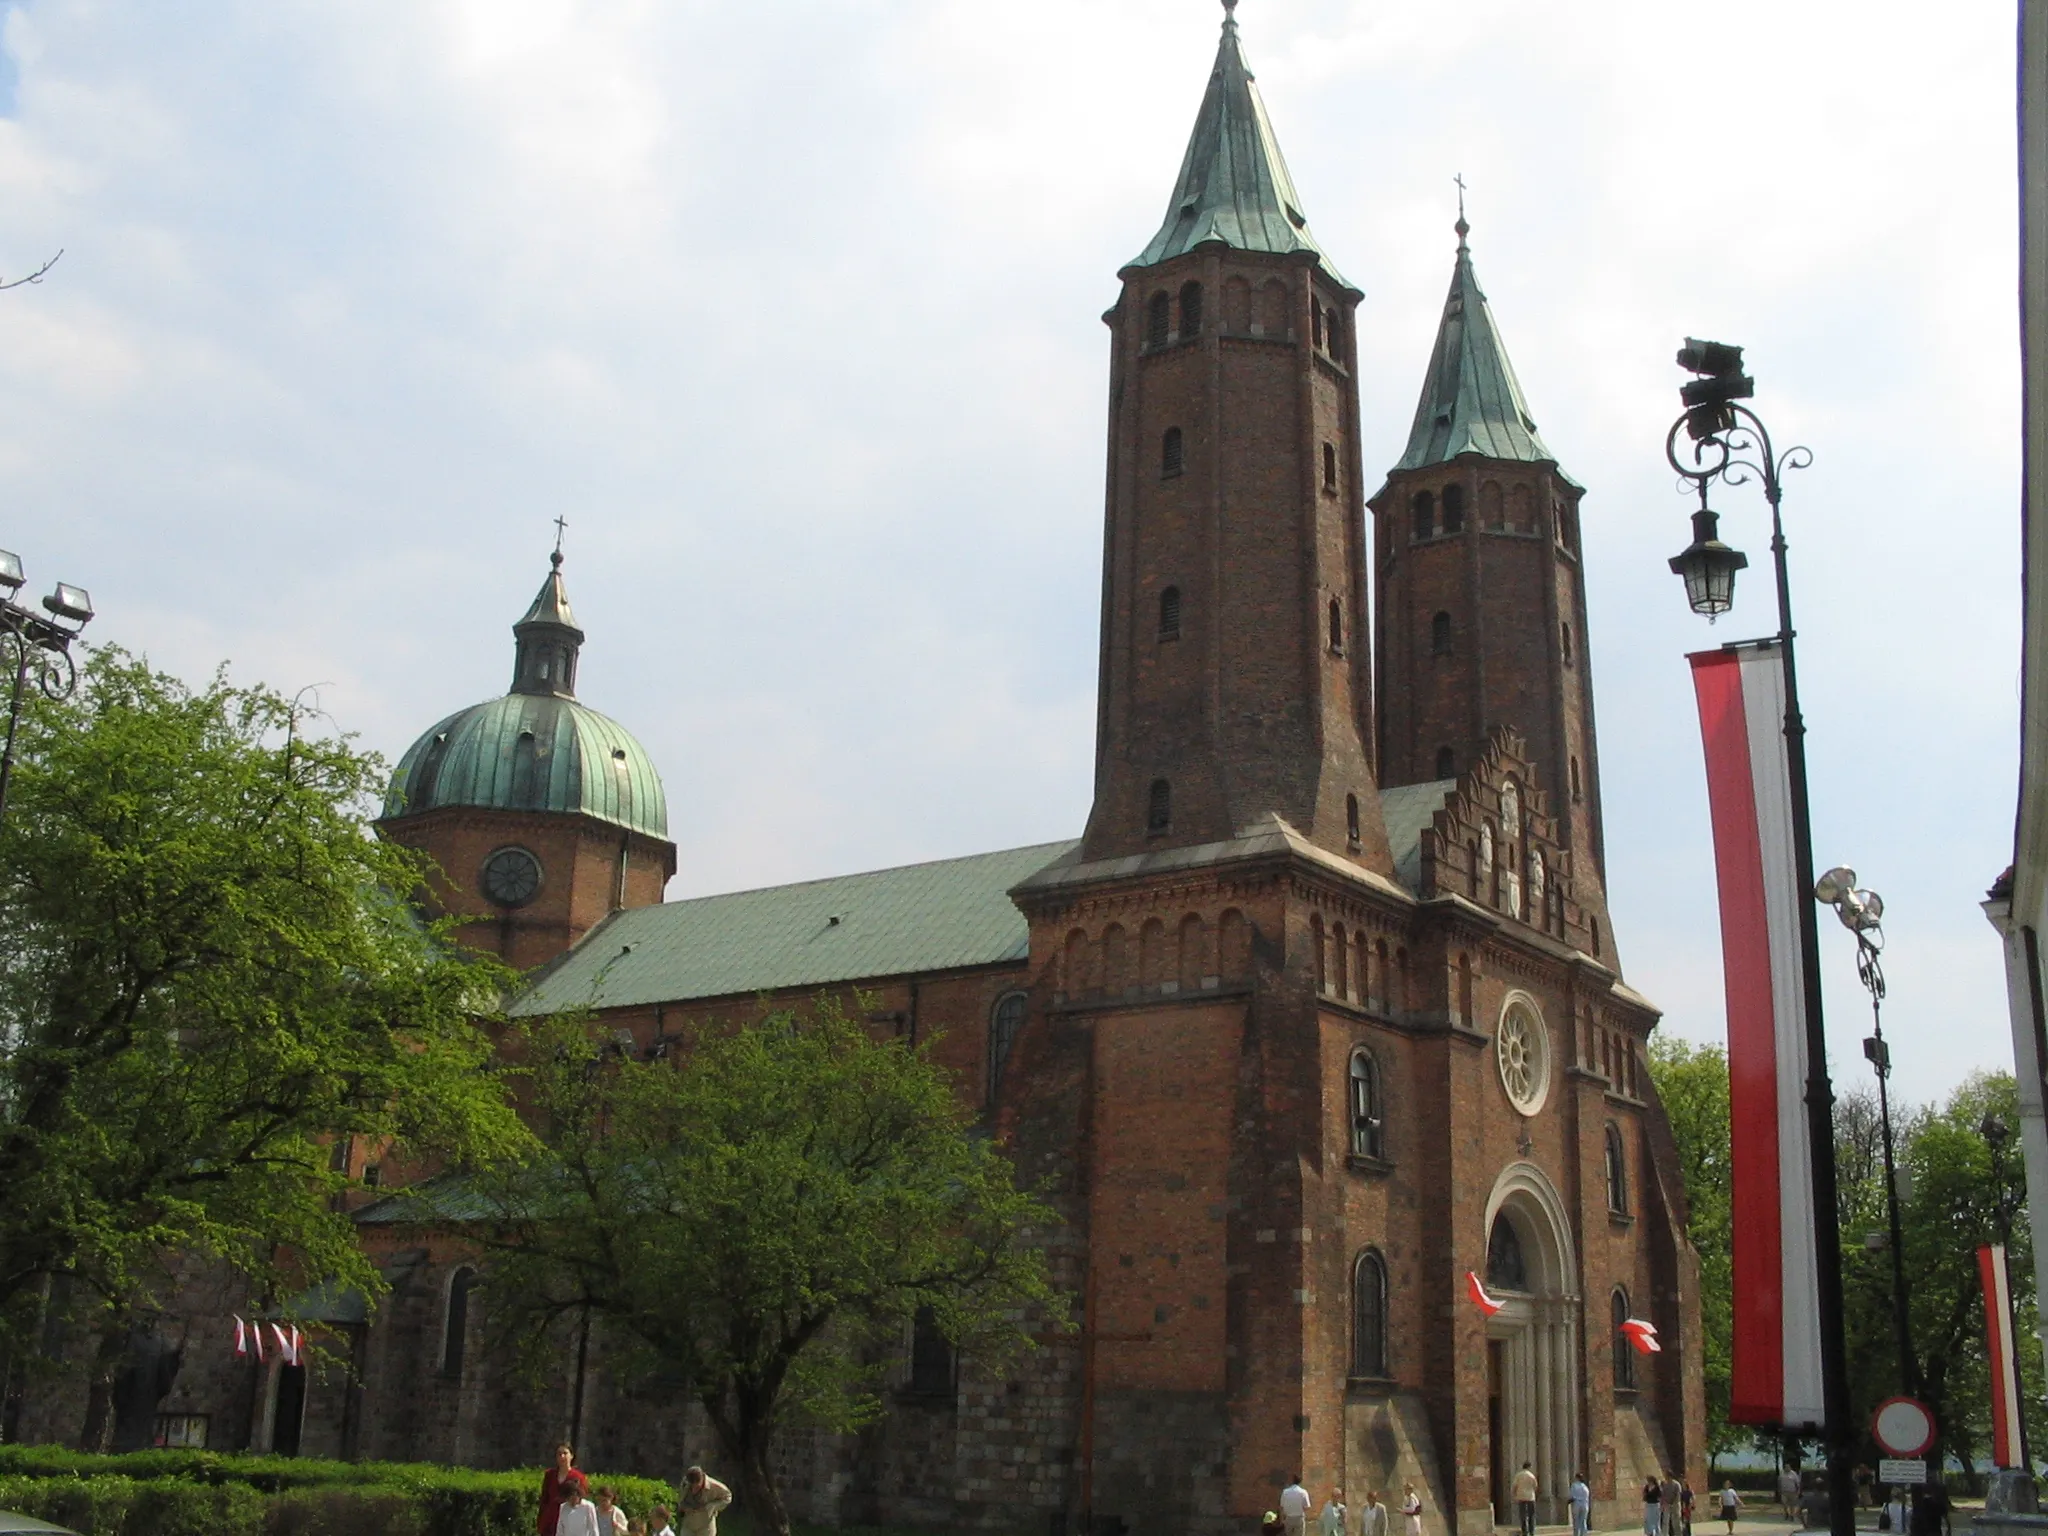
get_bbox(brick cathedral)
[21,8,1706,1532]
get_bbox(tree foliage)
[471,1002,1067,1536]
[1834,1071,2042,1479]
[0,650,529,1400]
[1646,1036,1741,1456]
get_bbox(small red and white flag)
[1981,1245,2024,1467]
[1621,1318,1662,1355]
[1467,1271,1503,1317]
[232,1316,248,1358]
[270,1323,301,1367]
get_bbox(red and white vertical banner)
[1980,1244,2024,1466]
[1690,645,1825,1428]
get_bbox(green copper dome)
[382,552,668,841]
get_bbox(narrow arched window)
[1606,1122,1629,1215]
[909,1305,955,1395]
[1411,491,1434,541]
[1435,746,1455,781]
[1146,778,1171,834]
[1613,1287,1637,1389]
[1323,442,1338,493]
[1431,611,1452,656]
[442,1267,477,1380]
[1590,915,1602,958]
[1442,484,1465,534]
[1161,426,1184,479]
[1570,756,1583,803]
[1312,304,1324,348]
[1147,291,1170,347]
[988,991,1027,1103]
[1325,307,1342,358]
[1346,793,1361,847]
[1178,280,1203,337]
[1159,585,1182,641]
[1328,598,1344,652]
[1349,1049,1383,1160]
[1352,1249,1388,1377]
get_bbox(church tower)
[1081,0,1389,871]
[1370,217,1614,945]
[378,548,676,970]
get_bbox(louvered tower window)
[1159,586,1182,641]
[1147,291,1170,348]
[1411,491,1433,540]
[1162,426,1184,479]
[1178,280,1203,336]
[1146,778,1171,834]
[1431,610,1452,656]
[1442,484,1465,533]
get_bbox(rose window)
[1496,996,1550,1115]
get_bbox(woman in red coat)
[539,1443,590,1536]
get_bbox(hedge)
[0,1451,671,1536]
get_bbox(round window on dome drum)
[481,845,543,908]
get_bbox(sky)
[0,0,2023,1105]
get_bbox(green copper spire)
[1128,2,1349,287]
[1394,215,1557,471]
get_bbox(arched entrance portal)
[1482,1164,1581,1526]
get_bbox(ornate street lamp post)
[1814,871,1919,1398]
[1981,1113,2034,1470]
[1664,342,1855,1536]
[0,549,94,822]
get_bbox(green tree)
[1646,1036,1743,1458]
[0,650,529,1433]
[1838,1071,2041,1484]
[472,1003,1067,1536]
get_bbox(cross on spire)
[552,516,568,568]
[1454,172,1470,248]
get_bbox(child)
[651,1506,676,1536]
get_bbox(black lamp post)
[0,548,94,822]
[1664,341,1855,1536]
[1814,871,1919,1398]
[1980,1113,2034,1470]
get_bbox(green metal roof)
[1128,5,1350,287]
[1394,224,1558,472]
[1380,779,1455,893]
[383,551,668,840]
[510,840,1077,1016]
[384,692,667,840]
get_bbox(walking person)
[1512,1463,1538,1536]
[1282,1476,1314,1536]
[1400,1484,1423,1536]
[1882,1488,1910,1535]
[650,1507,675,1536]
[1660,1471,1683,1536]
[1643,1476,1663,1536]
[1320,1487,1349,1536]
[1719,1484,1742,1533]
[676,1466,732,1536]
[539,1444,591,1536]
[1777,1468,1799,1522]
[1360,1489,1388,1536]
[1569,1473,1591,1536]
[555,1484,604,1536]
[1681,1479,1695,1536]
[594,1487,629,1536]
